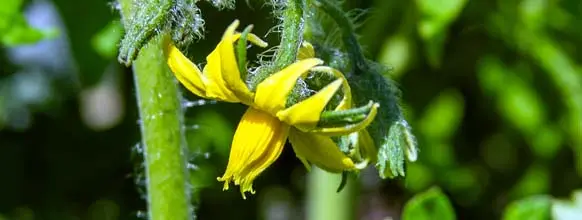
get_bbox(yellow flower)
[299,42,378,163]
[165,20,379,198]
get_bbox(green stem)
[315,0,367,72]
[307,168,355,220]
[119,1,192,220]
[250,0,305,90]
[303,1,357,219]
[273,0,305,71]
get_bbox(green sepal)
[237,25,253,81]
[118,0,204,66]
[307,0,419,178]
[336,171,349,193]
[318,101,375,127]
[118,0,172,66]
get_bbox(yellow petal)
[311,102,380,136]
[358,129,377,163]
[288,128,355,173]
[202,27,269,103]
[297,41,315,60]
[164,42,208,98]
[219,20,254,103]
[217,107,290,199]
[254,58,323,113]
[203,48,241,102]
[309,66,352,110]
[276,78,343,131]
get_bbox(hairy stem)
[119,1,192,219]
[250,0,305,89]
[315,0,367,72]
[273,0,305,71]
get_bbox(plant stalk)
[119,0,192,219]
[273,0,305,71]
[251,0,305,89]
[307,168,355,220]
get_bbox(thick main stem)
[307,168,355,220]
[134,36,192,220]
[119,1,192,220]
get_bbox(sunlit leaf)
[91,20,124,59]
[416,0,467,67]
[503,195,551,220]
[511,164,550,198]
[377,34,415,79]
[405,163,434,192]
[402,187,456,220]
[0,0,57,46]
[419,89,464,141]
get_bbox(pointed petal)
[201,28,268,103]
[254,58,323,113]
[164,42,208,98]
[219,20,254,103]
[358,129,377,163]
[310,66,352,110]
[276,78,343,130]
[311,102,380,136]
[297,41,315,60]
[288,128,355,173]
[203,48,241,102]
[217,107,290,199]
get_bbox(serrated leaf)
[402,187,456,220]
[376,119,417,178]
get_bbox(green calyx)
[118,0,208,66]
[307,0,419,178]
[318,101,375,127]
[236,25,253,81]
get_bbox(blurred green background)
[1,0,581,219]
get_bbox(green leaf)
[419,89,464,141]
[91,20,124,59]
[376,119,418,178]
[0,0,57,46]
[186,110,234,157]
[503,195,551,220]
[402,187,456,220]
[52,0,115,86]
[416,0,467,68]
[511,164,550,198]
[405,163,434,192]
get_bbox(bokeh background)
[1,0,581,219]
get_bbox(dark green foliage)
[1,0,582,219]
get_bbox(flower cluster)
[164,20,379,198]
